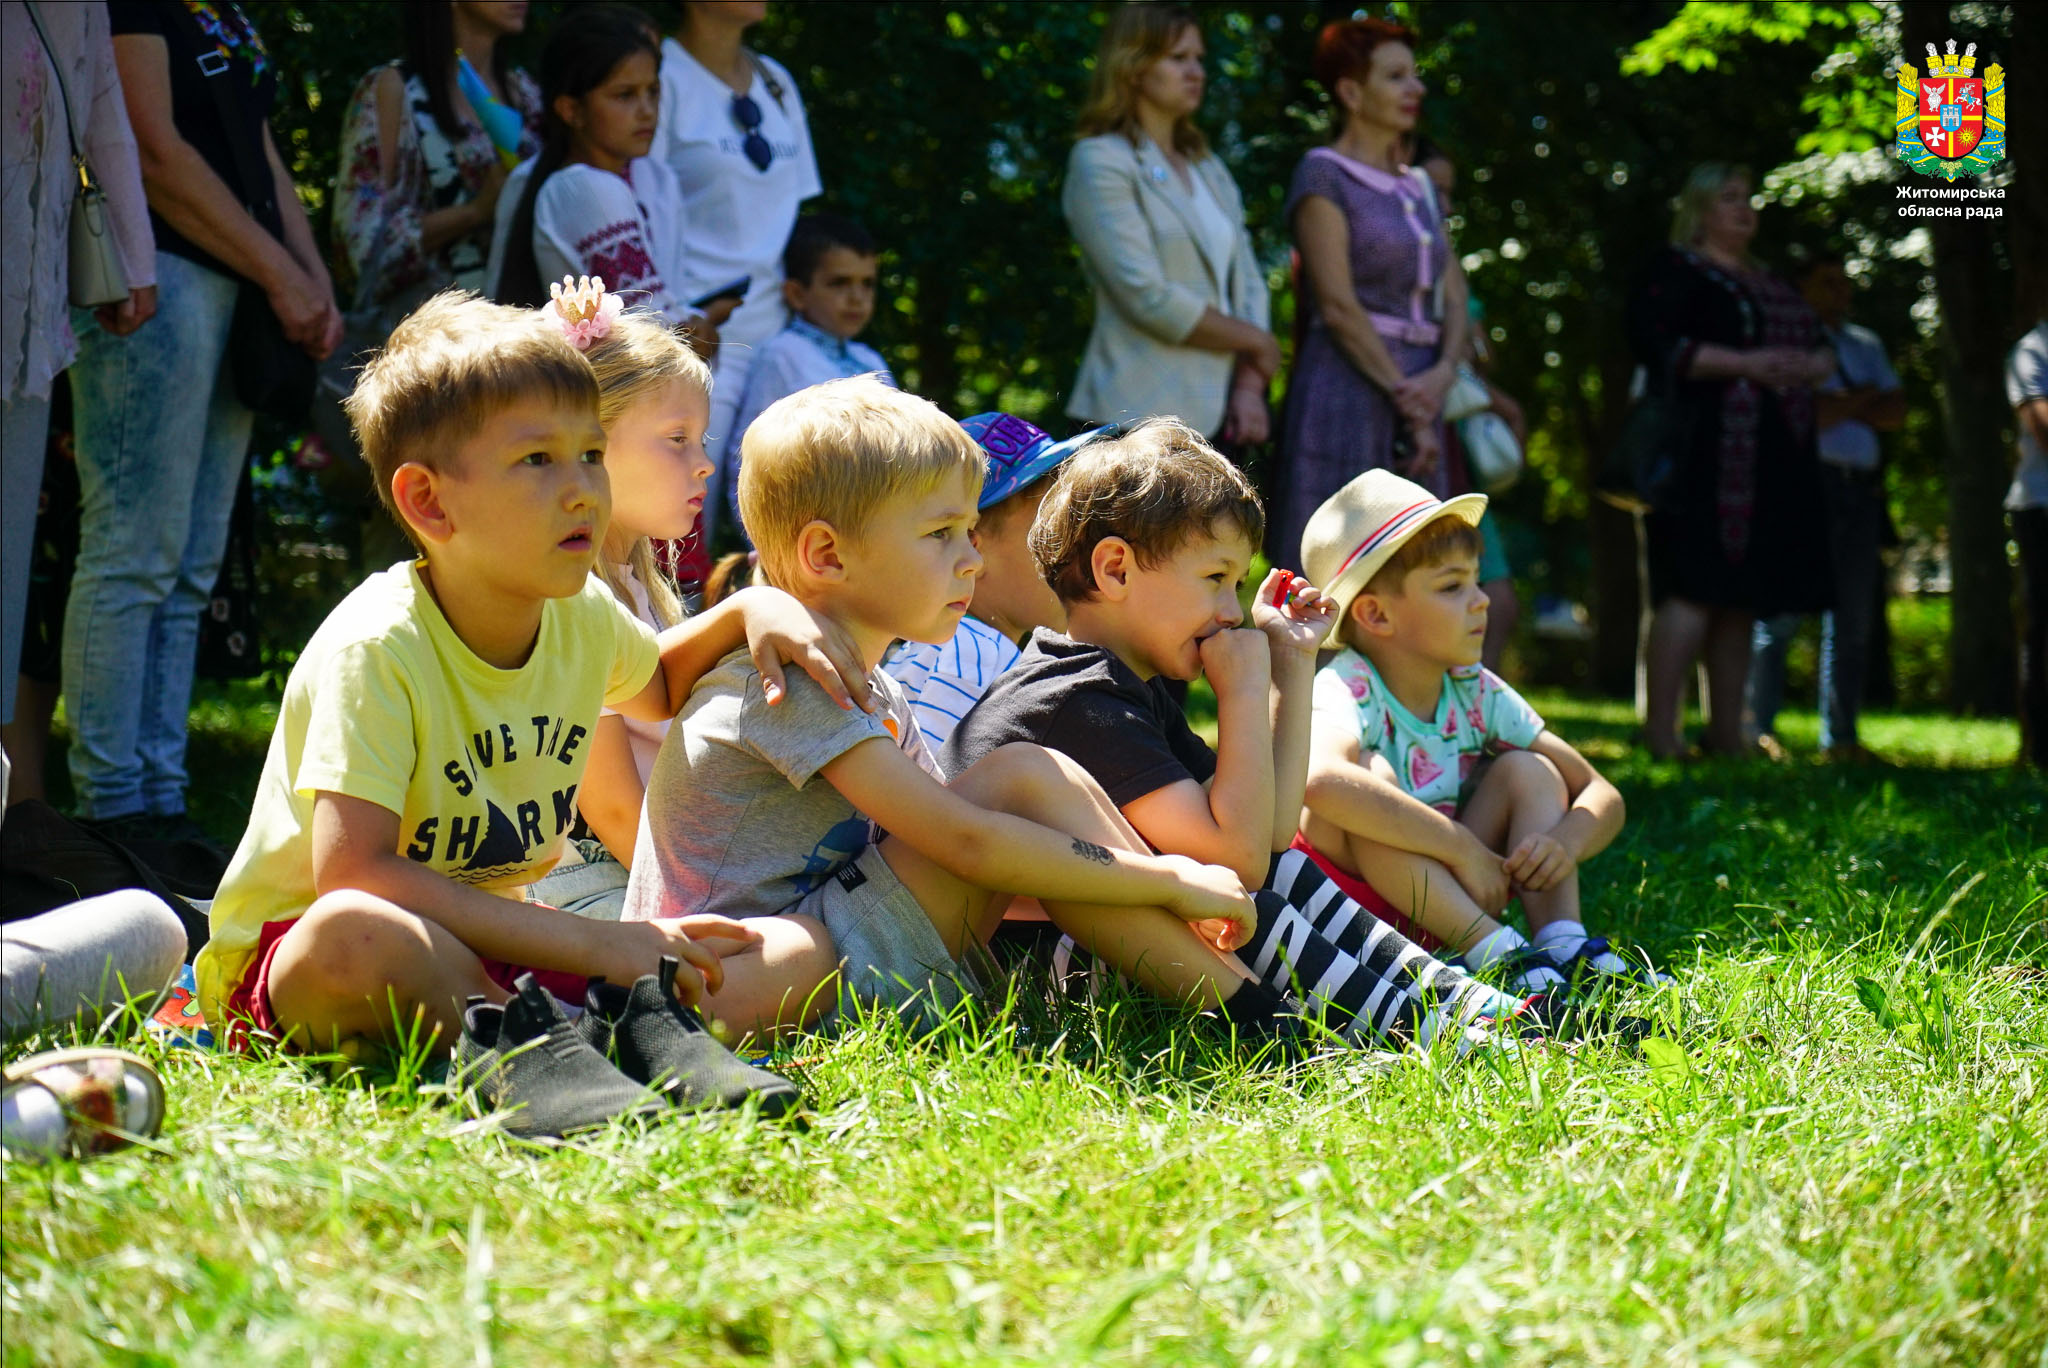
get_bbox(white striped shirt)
[882,616,1023,755]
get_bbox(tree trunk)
[1902,1,2019,714]
[1587,339,1643,698]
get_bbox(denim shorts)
[797,843,984,1034]
[529,842,629,921]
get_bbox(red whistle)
[1269,572,1300,607]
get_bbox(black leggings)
[2017,507,2047,767]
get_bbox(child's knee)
[279,895,437,1002]
[1491,748,1565,801]
[957,742,1089,811]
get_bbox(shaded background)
[246,0,2042,711]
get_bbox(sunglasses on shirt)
[730,92,774,172]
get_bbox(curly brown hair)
[1029,418,1263,605]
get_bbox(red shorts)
[219,917,590,1052]
[1286,835,1449,954]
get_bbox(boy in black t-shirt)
[943,421,1576,1053]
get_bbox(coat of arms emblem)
[1896,39,2007,180]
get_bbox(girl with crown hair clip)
[527,278,850,931]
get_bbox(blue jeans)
[1748,466,1884,749]
[61,252,253,819]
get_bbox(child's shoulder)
[1316,647,1383,701]
[293,563,434,666]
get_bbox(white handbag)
[24,3,128,309]
[1442,362,1523,493]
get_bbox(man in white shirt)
[1748,254,1907,762]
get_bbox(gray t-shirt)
[621,649,938,922]
[2008,322,2048,512]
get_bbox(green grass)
[5,695,2046,1366]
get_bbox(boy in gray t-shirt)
[622,377,1298,1042]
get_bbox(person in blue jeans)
[1747,253,1905,762]
[64,2,339,855]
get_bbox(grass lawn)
[4,692,2045,1365]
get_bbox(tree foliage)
[251,1,2022,700]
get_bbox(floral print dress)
[331,60,539,310]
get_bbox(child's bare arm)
[821,739,1256,947]
[308,791,737,1001]
[1252,569,1340,860]
[612,586,873,722]
[1120,627,1273,886]
[1528,730,1624,863]
[1305,720,1511,914]
[574,716,643,865]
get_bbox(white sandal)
[2,1047,165,1161]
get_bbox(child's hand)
[1504,831,1574,893]
[672,914,763,957]
[1251,568,1339,657]
[1197,627,1272,698]
[611,918,727,1006]
[737,587,876,713]
[1156,853,1256,952]
[1450,831,1511,915]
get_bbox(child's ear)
[1088,537,1136,602]
[1350,589,1396,639]
[793,519,846,583]
[390,463,452,546]
[551,92,583,132]
[780,276,807,313]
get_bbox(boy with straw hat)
[1298,469,1671,992]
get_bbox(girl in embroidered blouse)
[1275,17,1470,571]
[332,2,542,310]
[491,9,715,353]
[1626,164,1835,761]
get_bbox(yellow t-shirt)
[194,564,661,1021]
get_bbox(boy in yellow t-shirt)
[195,293,865,1127]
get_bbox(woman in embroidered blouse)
[490,11,699,331]
[1626,163,1835,759]
[1063,5,1276,445]
[332,2,541,310]
[1273,17,1468,571]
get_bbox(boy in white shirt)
[726,215,893,528]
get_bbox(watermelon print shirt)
[1312,649,1546,816]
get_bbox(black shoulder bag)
[179,6,315,423]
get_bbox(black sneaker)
[575,957,799,1118]
[1552,937,1674,991]
[1509,991,1654,1048]
[451,975,666,1139]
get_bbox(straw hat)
[1300,469,1488,648]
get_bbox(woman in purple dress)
[1273,17,1470,568]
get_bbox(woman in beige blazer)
[1063,5,1277,441]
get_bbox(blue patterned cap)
[959,412,1103,509]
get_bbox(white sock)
[1535,920,1631,975]
[1466,925,1565,992]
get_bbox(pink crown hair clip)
[547,275,623,350]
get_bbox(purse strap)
[21,2,97,194]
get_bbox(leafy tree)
[249,1,2021,708]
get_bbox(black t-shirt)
[941,629,1218,809]
[108,0,278,278]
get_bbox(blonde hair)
[581,312,713,629]
[343,290,597,549]
[1075,4,1209,158]
[1670,161,1753,248]
[1030,418,1262,605]
[737,375,985,589]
